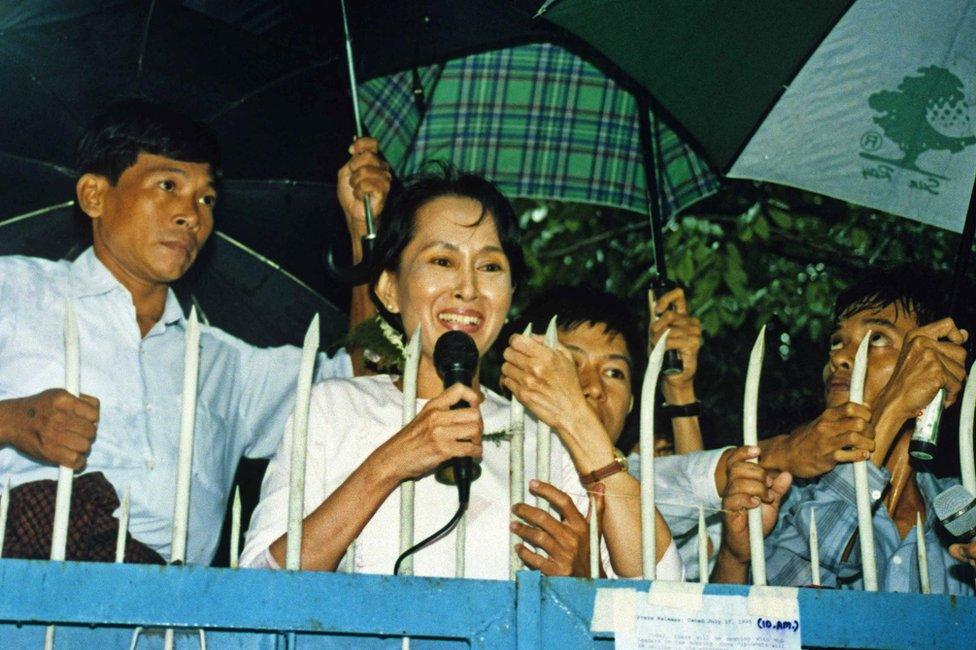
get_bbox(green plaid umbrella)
[358,42,717,222]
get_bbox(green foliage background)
[503,181,967,448]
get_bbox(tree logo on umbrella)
[860,66,975,182]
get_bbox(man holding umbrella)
[0,99,391,564]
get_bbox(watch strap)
[660,401,702,418]
[580,453,627,486]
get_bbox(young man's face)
[80,152,217,290]
[558,323,634,442]
[823,302,919,408]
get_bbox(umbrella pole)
[948,175,976,317]
[636,95,668,280]
[637,95,682,375]
[326,0,377,284]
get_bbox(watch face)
[613,449,629,472]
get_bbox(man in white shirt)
[0,99,390,564]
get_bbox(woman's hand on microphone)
[376,383,484,481]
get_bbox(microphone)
[432,330,481,504]
[934,485,976,540]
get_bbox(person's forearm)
[0,397,31,448]
[598,472,673,577]
[756,434,793,474]
[268,447,400,571]
[671,417,703,455]
[869,400,909,467]
[599,472,640,577]
[348,284,376,377]
[711,448,736,497]
[555,409,616,474]
[347,225,378,376]
[661,382,702,454]
[711,547,749,584]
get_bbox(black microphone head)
[934,485,976,539]
[433,330,479,380]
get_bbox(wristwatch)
[579,449,629,486]
[660,401,702,419]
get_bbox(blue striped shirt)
[765,460,974,594]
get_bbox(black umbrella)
[0,0,358,343]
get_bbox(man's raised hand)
[500,333,588,436]
[715,446,792,580]
[876,318,969,419]
[0,389,99,469]
[337,137,392,238]
[650,287,701,396]
[786,402,875,478]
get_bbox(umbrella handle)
[650,275,684,376]
[327,191,377,284]
[325,233,376,286]
[361,194,376,239]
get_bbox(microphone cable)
[393,500,467,576]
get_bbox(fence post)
[516,571,542,650]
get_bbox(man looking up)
[713,268,971,592]
[0,99,390,564]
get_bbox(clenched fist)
[0,389,100,469]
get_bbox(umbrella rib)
[0,42,85,130]
[0,152,75,178]
[534,0,562,17]
[212,231,329,302]
[720,1,858,173]
[396,65,447,167]
[204,57,340,124]
[135,0,158,94]
[0,200,75,226]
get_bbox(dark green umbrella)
[543,0,976,303]
[541,1,856,173]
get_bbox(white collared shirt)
[241,374,683,580]
[0,249,351,564]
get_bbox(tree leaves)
[508,180,959,446]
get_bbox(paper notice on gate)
[614,592,800,650]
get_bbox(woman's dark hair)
[369,164,528,334]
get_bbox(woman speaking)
[241,168,680,580]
